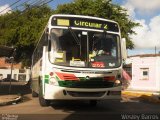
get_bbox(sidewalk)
[0,82,30,106]
[0,94,22,106]
[122,90,160,103]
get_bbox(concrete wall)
[0,69,30,81]
[128,56,160,92]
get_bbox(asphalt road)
[0,83,160,120]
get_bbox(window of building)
[140,68,149,80]
[19,69,25,73]
[18,74,26,81]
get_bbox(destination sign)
[51,16,119,32]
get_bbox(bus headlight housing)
[49,77,58,86]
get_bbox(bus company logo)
[85,76,90,80]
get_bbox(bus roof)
[49,14,118,24]
[48,14,120,32]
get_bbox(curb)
[122,91,160,103]
[0,95,22,106]
[122,91,153,97]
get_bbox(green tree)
[0,0,140,67]
[0,5,52,66]
[55,0,140,49]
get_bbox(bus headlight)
[114,80,121,87]
[49,77,58,85]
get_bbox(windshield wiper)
[68,27,80,45]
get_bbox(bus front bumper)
[44,84,121,100]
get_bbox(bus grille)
[66,91,106,97]
[58,81,114,88]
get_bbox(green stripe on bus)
[45,75,49,79]
[45,79,49,84]
[55,76,60,81]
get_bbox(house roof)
[0,57,22,69]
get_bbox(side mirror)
[121,38,127,60]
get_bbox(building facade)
[127,54,160,95]
[0,57,30,82]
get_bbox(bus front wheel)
[39,95,50,107]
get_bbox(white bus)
[31,14,127,106]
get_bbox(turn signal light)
[50,72,54,76]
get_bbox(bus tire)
[32,90,38,97]
[89,100,97,106]
[38,79,50,107]
[39,95,50,107]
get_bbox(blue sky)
[1,0,160,56]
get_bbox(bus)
[31,14,127,106]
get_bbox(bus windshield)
[49,28,121,68]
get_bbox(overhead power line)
[42,0,54,6]
[0,0,21,14]
[31,0,48,7]
[2,0,54,23]
[12,0,33,11]
[16,0,43,11]
[8,0,52,12]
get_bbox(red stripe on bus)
[55,72,79,81]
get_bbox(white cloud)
[124,0,160,15]
[122,0,160,49]
[123,2,135,19]
[0,4,11,15]
[130,15,160,49]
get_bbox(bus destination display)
[51,17,119,32]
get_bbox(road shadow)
[50,100,123,120]
[51,100,106,111]
[0,82,31,95]
[136,95,160,104]
[49,96,160,120]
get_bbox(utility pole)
[9,57,14,94]
[9,48,16,94]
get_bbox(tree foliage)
[0,5,52,66]
[0,0,140,66]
